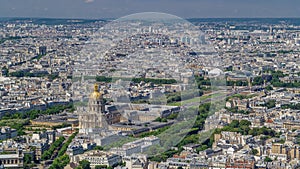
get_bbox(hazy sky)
[1,0,300,19]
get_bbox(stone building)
[73,150,121,167]
[0,149,23,168]
[78,84,121,133]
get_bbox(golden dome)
[90,84,102,99]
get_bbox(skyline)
[1,0,300,19]
[2,1,300,169]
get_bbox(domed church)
[78,84,121,132]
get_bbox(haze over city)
[1,0,300,19]
[1,1,300,169]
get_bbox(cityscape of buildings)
[0,16,300,169]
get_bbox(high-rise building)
[38,46,47,55]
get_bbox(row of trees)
[147,76,281,160]
[227,80,248,86]
[195,70,300,88]
[41,136,65,160]
[9,97,67,135]
[2,103,74,120]
[281,103,300,110]
[227,93,257,101]
[96,76,177,84]
[149,149,180,162]
[184,103,215,149]
[252,76,264,86]
[49,131,78,169]
[51,122,72,130]
[166,90,204,104]
[272,81,300,88]
[138,126,170,138]
[9,70,48,78]
[150,103,214,162]
[142,90,203,105]
[195,75,211,86]
[132,77,177,84]
[96,71,300,89]
[207,120,277,147]
[0,118,29,135]
[148,101,228,162]
[9,70,59,80]
[196,75,249,87]
[264,70,300,87]
[0,36,22,44]
[95,76,112,82]
[193,103,211,130]
[226,106,250,114]
[49,155,70,169]
[153,113,178,123]
[58,131,78,157]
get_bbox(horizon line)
[1,16,300,20]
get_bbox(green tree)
[266,100,276,109]
[229,120,239,128]
[1,66,9,77]
[94,146,104,150]
[79,160,91,169]
[24,154,32,163]
[240,120,251,126]
[95,165,107,169]
[252,76,264,85]
[251,149,259,155]
[265,85,273,91]
[264,156,273,162]
[41,151,51,161]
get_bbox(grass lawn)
[167,92,225,106]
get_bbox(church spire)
[94,83,99,92]
[90,83,102,100]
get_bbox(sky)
[1,0,300,19]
